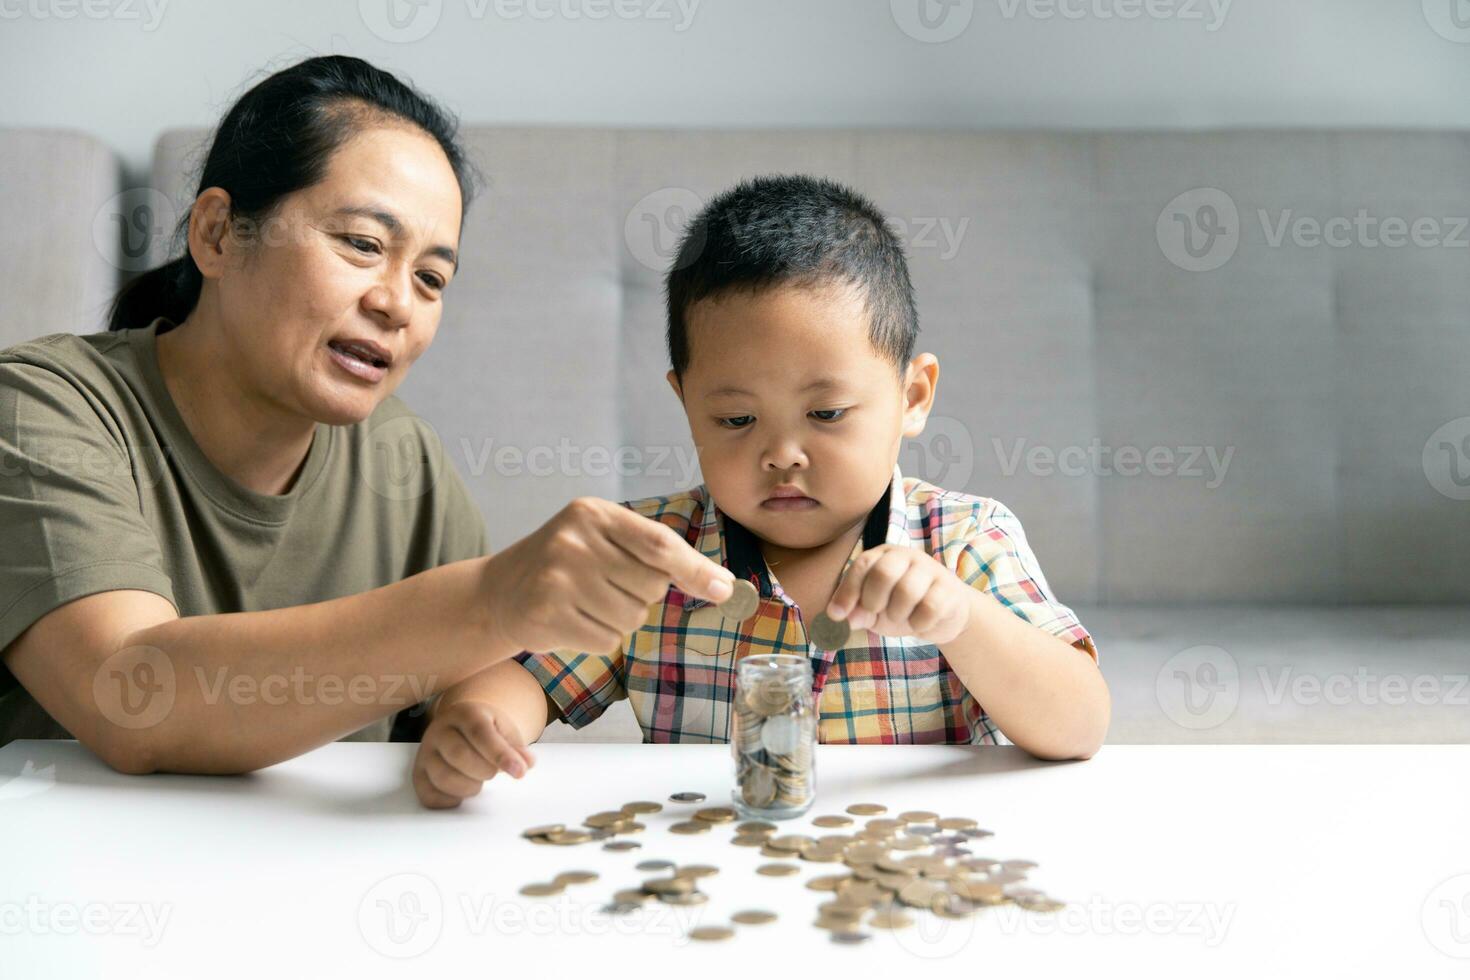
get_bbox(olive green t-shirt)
[0,317,490,746]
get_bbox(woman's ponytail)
[107,253,202,333]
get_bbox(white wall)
[2,0,1468,175]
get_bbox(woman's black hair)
[108,55,476,332]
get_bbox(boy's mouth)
[762,485,819,511]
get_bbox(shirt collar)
[681,464,909,611]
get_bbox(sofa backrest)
[135,127,1470,604]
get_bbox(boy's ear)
[665,369,684,404]
[901,354,940,439]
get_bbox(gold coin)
[731,835,768,847]
[809,612,852,650]
[583,811,627,828]
[621,801,663,814]
[731,909,777,926]
[669,820,711,835]
[736,821,777,834]
[522,824,565,838]
[865,818,904,833]
[718,580,760,622]
[612,821,646,835]
[951,879,1005,904]
[936,816,978,830]
[756,862,800,877]
[643,877,695,896]
[689,925,735,942]
[846,803,887,816]
[869,908,915,930]
[767,834,815,852]
[553,870,599,886]
[662,890,709,906]
[675,864,720,879]
[613,889,651,905]
[806,874,851,892]
[519,882,563,897]
[898,810,939,824]
[544,829,592,845]
[694,806,737,823]
[812,815,854,828]
[896,879,946,908]
[816,902,864,923]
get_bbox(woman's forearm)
[118,556,517,774]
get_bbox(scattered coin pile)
[521,792,1067,945]
[734,662,816,813]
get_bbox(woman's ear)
[186,187,235,280]
[902,353,940,439]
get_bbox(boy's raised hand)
[413,699,535,809]
[824,544,974,646]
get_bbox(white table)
[1,740,1465,978]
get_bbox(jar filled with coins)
[731,654,816,819]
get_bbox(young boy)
[411,176,1108,808]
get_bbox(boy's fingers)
[886,567,931,625]
[413,765,462,809]
[611,509,734,603]
[449,710,524,779]
[858,552,910,617]
[828,549,883,619]
[425,749,486,798]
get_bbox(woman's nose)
[362,271,413,328]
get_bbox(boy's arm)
[430,659,556,743]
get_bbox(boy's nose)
[761,436,808,471]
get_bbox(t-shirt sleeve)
[0,363,177,657]
[947,500,1097,661]
[514,642,629,730]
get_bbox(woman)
[0,56,734,802]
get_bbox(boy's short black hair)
[664,175,919,380]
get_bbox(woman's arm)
[3,497,734,775]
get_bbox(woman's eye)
[811,408,847,422]
[717,416,755,429]
[418,272,445,291]
[345,236,381,255]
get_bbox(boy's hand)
[413,699,536,809]
[825,545,973,646]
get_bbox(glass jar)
[731,654,816,819]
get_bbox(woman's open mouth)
[327,340,390,384]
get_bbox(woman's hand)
[483,497,735,654]
[413,698,534,808]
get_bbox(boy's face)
[668,280,938,552]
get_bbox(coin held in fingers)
[717,579,760,622]
[809,612,852,651]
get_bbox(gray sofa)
[5,126,1467,744]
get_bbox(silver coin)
[636,859,676,872]
[809,612,852,651]
[830,930,873,945]
[669,791,706,803]
[717,580,760,622]
[603,840,642,852]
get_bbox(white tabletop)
[1,739,1466,978]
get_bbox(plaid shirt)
[515,467,1096,744]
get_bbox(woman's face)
[208,124,463,426]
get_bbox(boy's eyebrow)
[705,377,848,399]
[333,204,459,270]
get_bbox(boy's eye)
[717,415,755,429]
[810,408,847,422]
